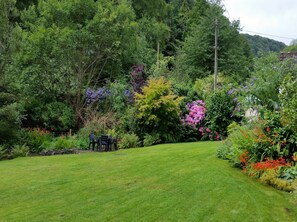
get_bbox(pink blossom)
[181,100,206,128]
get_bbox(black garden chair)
[97,135,111,152]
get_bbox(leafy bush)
[41,102,75,131]
[177,124,200,142]
[0,120,18,148]
[217,140,233,160]
[205,89,241,137]
[43,135,80,151]
[118,106,139,135]
[280,165,297,183]
[135,77,184,142]
[118,133,139,149]
[259,169,297,192]
[82,112,116,135]
[0,145,7,160]
[217,123,258,167]
[279,74,297,132]
[12,144,29,158]
[143,133,160,147]
[53,136,74,150]
[20,128,53,154]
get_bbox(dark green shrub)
[0,121,18,148]
[205,89,241,137]
[177,124,200,142]
[41,102,75,131]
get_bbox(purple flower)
[228,89,235,95]
[86,86,113,105]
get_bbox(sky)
[223,0,297,45]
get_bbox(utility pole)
[214,18,218,92]
[157,41,160,77]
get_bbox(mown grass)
[0,142,296,221]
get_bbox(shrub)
[280,165,297,183]
[118,133,139,149]
[181,100,206,127]
[205,89,241,137]
[0,145,7,160]
[259,169,296,192]
[177,124,200,142]
[143,133,160,147]
[82,112,117,135]
[0,120,18,148]
[52,136,76,150]
[86,81,133,113]
[135,77,184,142]
[20,128,53,154]
[41,102,75,131]
[217,140,233,160]
[247,53,283,110]
[118,106,139,135]
[12,144,29,158]
[249,157,290,177]
[279,74,297,132]
[198,127,221,141]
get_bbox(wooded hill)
[242,34,286,56]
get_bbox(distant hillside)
[242,34,286,56]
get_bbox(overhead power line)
[242,29,295,40]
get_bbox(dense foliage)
[217,55,297,192]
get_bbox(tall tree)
[175,0,253,82]
[10,0,152,127]
[0,0,23,145]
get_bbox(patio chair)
[98,135,111,152]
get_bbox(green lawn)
[0,142,296,222]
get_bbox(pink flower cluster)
[199,127,221,141]
[182,100,206,127]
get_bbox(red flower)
[266,127,270,132]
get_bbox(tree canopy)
[0,0,265,131]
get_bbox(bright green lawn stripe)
[0,142,296,222]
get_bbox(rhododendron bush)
[181,100,206,127]
[180,100,221,141]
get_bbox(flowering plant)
[198,127,221,141]
[181,100,206,128]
